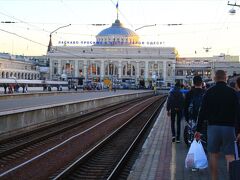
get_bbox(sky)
[1,0,240,57]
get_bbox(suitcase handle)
[234,141,239,160]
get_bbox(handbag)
[229,141,240,180]
[185,139,208,169]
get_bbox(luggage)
[229,141,240,180]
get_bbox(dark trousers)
[170,109,182,140]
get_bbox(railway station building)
[47,19,177,88]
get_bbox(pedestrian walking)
[195,70,240,180]
[167,81,185,143]
[184,75,206,145]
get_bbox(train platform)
[0,90,149,113]
[128,103,229,180]
[0,90,154,137]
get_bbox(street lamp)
[47,24,71,52]
[228,1,240,14]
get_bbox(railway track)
[0,96,151,161]
[52,96,166,180]
[0,95,166,179]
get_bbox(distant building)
[29,56,49,80]
[0,53,40,80]
[176,54,240,85]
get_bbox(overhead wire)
[0,11,50,34]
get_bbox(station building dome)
[96,19,140,46]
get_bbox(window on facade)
[127,64,131,76]
[176,70,183,76]
[54,67,57,74]
[123,65,126,75]
[132,65,135,76]
[97,64,101,75]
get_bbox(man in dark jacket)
[184,75,205,123]
[195,70,240,180]
[167,82,184,143]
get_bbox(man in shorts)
[195,70,240,180]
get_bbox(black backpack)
[188,92,204,120]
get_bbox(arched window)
[2,71,5,78]
[105,63,118,76]
[122,64,135,76]
[6,72,9,78]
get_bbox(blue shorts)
[207,125,236,155]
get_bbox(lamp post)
[47,24,71,52]
[228,1,240,14]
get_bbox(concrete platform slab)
[128,103,229,180]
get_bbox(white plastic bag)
[185,139,208,169]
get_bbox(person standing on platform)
[3,83,7,94]
[195,70,240,180]
[167,81,185,143]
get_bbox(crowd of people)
[167,70,240,180]
[2,83,28,94]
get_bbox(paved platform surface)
[0,90,150,112]
[128,103,229,180]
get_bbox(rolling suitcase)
[229,141,240,180]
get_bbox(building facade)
[48,19,240,87]
[0,53,40,80]
[176,55,240,85]
[48,19,177,87]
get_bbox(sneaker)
[176,139,181,143]
[191,168,199,172]
[172,137,176,142]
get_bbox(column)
[136,61,140,78]
[118,61,122,79]
[84,60,88,81]
[75,60,78,78]
[49,59,53,80]
[144,61,148,81]
[163,61,167,82]
[100,60,105,81]
[58,59,61,76]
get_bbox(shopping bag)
[229,141,240,180]
[185,139,208,169]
